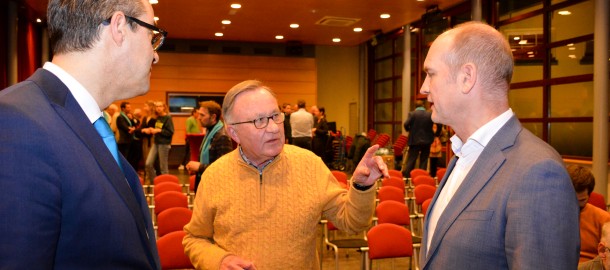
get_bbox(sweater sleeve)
[183,178,231,269]
[320,165,376,234]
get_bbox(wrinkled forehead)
[233,89,278,117]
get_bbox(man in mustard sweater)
[183,80,389,269]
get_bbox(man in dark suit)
[419,22,579,269]
[117,101,136,165]
[402,99,434,177]
[0,0,166,268]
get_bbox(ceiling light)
[290,24,299,29]
[410,27,419,32]
[567,43,574,47]
[154,17,159,21]
[518,40,527,45]
[569,54,577,59]
[569,47,576,50]
[149,0,158,4]
[558,10,571,15]
[332,38,341,43]
[513,37,520,40]
[36,18,42,23]
[231,3,241,9]
[215,32,224,37]
[353,27,362,32]
[528,55,535,58]
[527,51,534,54]
[380,14,390,19]
[222,20,231,25]
[275,35,284,40]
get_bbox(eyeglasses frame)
[229,113,285,129]
[102,15,168,51]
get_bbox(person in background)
[116,101,136,164]
[185,101,233,193]
[402,99,434,177]
[419,21,579,269]
[568,164,610,262]
[312,106,329,162]
[145,101,174,182]
[183,80,389,269]
[282,103,293,144]
[104,103,118,124]
[130,108,143,171]
[579,222,610,270]
[0,0,165,267]
[429,123,443,178]
[179,107,202,171]
[290,99,314,150]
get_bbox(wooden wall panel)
[119,52,317,145]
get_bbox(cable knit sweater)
[183,144,376,269]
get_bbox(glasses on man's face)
[102,15,168,51]
[229,112,285,129]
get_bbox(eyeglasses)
[229,112,285,129]
[102,15,168,51]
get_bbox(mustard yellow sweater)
[579,203,610,262]
[183,145,376,269]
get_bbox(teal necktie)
[94,116,121,166]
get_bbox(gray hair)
[48,0,145,54]
[222,80,276,123]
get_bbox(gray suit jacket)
[420,116,580,269]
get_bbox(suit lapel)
[421,117,521,269]
[32,69,160,269]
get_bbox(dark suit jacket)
[404,108,434,146]
[116,112,134,144]
[0,69,160,269]
[420,116,580,269]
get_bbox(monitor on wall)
[167,92,225,116]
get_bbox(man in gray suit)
[419,21,579,269]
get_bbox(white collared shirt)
[425,108,514,253]
[43,62,102,123]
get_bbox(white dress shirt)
[426,108,514,253]
[43,62,102,123]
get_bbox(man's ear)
[225,125,239,144]
[458,63,477,94]
[108,12,128,46]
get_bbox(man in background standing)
[185,101,233,193]
[290,100,314,150]
[402,99,434,177]
[117,101,136,166]
[282,103,293,144]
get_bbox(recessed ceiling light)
[332,38,341,43]
[513,37,520,40]
[275,35,284,40]
[353,27,362,32]
[558,10,571,15]
[569,54,576,59]
[380,14,390,19]
[231,3,241,9]
[528,55,535,58]
[568,47,576,50]
[149,0,158,4]
[36,18,42,23]
[154,17,159,21]
[222,20,231,25]
[290,24,299,29]
[215,32,224,37]
[518,40,527,45]
[567,43,574,46]
[527,51,534,55]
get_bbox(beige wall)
[120,52,317,144]
[315,45,361,137]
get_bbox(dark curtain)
[17,12,41,82]
[0,1,8,89]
